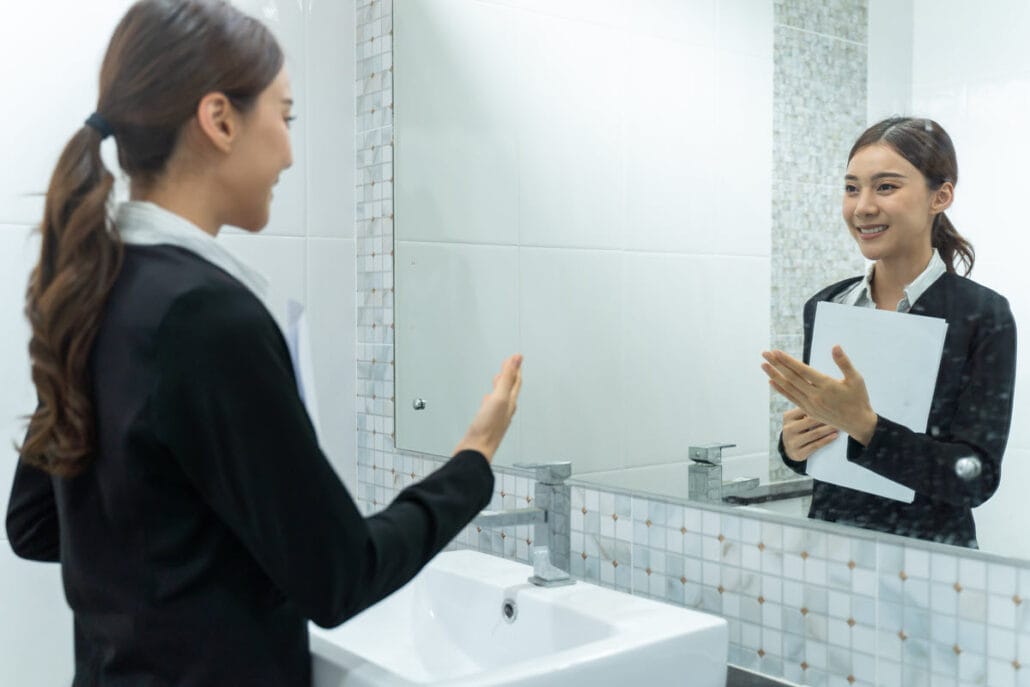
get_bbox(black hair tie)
[85,112,114,140]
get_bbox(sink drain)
[501,598,518,624]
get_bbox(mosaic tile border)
[353,1,1030,685]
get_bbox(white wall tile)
[0,1,134,226]
[394,241,520,462]
[0,548,73,686]
[306,0,357,239]
[517,248,623,474]
[620,254,770,464]
[307,238,357,489]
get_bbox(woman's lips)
[856,224,888,240]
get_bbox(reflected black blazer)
[6,245,494,686]
[779,272,1016,548]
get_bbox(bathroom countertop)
[727,665,800,687]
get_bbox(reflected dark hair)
[848,117,974,276]
[21,0,283,477]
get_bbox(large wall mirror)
[393,0,1030,562]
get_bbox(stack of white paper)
[805,301,948,503]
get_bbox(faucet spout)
[473,507,546,529]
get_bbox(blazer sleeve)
[6,452,60,562]
[846,295,1016,507]
[149,285,494,628]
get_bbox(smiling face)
[842,143,952,264]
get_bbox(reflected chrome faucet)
[473,461,574,587]
[687,443,759,503]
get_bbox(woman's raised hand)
[761,346,878,447]
[454,354,523,463]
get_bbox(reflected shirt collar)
[840,250,947,312]
[115,201,269,301]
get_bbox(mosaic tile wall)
[352,1,1030,685]
[768,0,869,482]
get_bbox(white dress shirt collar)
[115,201,269,301]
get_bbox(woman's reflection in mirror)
[761,117,1016,548]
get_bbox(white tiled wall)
[0,2,356,683]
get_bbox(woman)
[5,1,521,685]
[761,117,1016,548]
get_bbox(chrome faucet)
[687,443,759,503]
[473,461,574,587]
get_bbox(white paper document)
[804,301,948,503]
[285,299,322,440]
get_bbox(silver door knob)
[412,398,427,411]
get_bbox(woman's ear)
[931,181,955,215]
[194,92,237,154]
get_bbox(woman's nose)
[855,189,878,217]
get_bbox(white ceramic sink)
[310,549,727,686]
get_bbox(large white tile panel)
[515,11,627,250]
[216,233,307,332]
[866,0,913,123]
[516,248,623,474]
[0,227,40,464]
[714,49,772,258]
[394,241,520,462]
[394,0,519,245]
[620,253,770,466]
[625,0,716,48]
[306,0,356,239]
[622,36,720,255]
[306,238,357,490]
[716,0,773,60]
[0,1,133,226]
[0,547,73,685]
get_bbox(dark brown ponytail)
[849,117,974,276]
[20,0,283,476]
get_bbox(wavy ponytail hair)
[848,117,974,276]
[21,0,283,477]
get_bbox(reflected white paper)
[805,301,948,503]
[285,299,322,440]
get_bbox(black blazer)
[6,245,494,686]
[779,272,1016,548]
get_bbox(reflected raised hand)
[761,346,878,447]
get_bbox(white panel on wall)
[307,238,357,489]
[395,241,521,463]
[0,227,41,522]
[620,254,771,466]
[0,1,134,226]
[517,248,624,474]
[394,0,519,246]
[715,48,773,258]
[716,0,774,60]
[866,0,913,123]
[0,548,73,686]
[515,11,627,250]
[307,0,357,239]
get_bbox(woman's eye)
[877,183,897,192]
[844,184,858,194]
[285,116,297,128]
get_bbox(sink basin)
[310,549,727,686]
